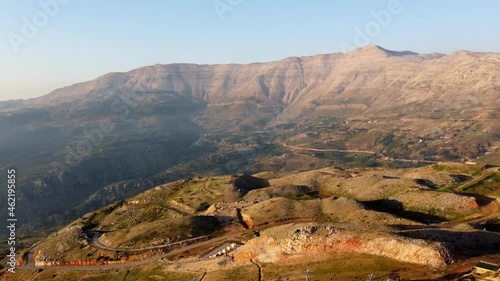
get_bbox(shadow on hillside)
[190,216,223,236]
[414,178,438,189]
[455,192,495,207]
[399,229,500,259]
[231,174,270,195]
[389,224,439,231]
[362,199,447,224]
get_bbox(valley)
[1,162,498,280]
[1,46,499,237]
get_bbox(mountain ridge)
[1,45,499,236]
[4,45,497,113]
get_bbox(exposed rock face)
[16,45,500,121]
[241,212,255,229]
[33,225,87,265]
[233,223,452,268]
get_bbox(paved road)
[19,232,238,271]
[89,231,209,252]
[278,141,439,163]
[19,219,315,271]
[279,141,375,154]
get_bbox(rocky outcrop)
[240,212,255,229]
[233,223,452,268]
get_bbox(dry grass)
[460,172,500,197]
[390,190,480,220]
[102,216,221,248]
[165,176,243,211]
[203,265,259,281]
[477,150,500,166]
[2,265,198,281]
[260,253,444,281]
[242,196,419,228]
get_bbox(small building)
[474,261,500,274]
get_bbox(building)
[474,261,500,275]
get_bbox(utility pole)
[305,269,310,281]
[368,273,375,281]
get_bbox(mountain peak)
[348,45,418,58]
[358,44,388,52]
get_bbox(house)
[474,261,500,275]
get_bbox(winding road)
[89,231,209,252]
[278,141,439,163]
[20,232,239,271]
[19,219,314,271]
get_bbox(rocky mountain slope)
[233,223,452,267]
[1,45,499,236]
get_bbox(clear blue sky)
[1,0,499,101]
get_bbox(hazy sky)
[1,0,499,101]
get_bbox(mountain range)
[1,45,499,236]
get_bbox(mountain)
[1,45,499,236]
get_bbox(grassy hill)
[23,163,498,265]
